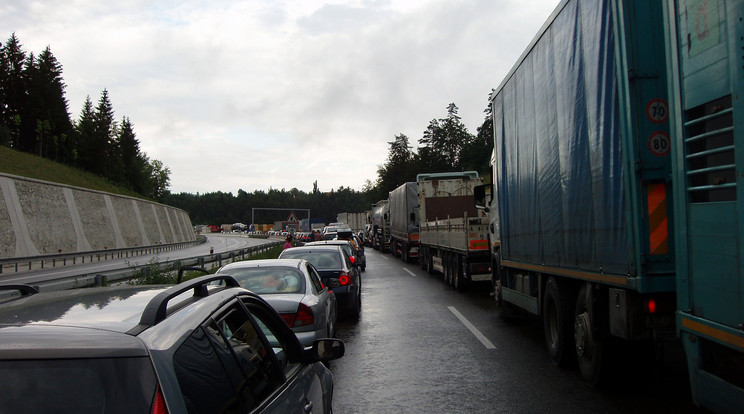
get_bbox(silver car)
[217,259,337,346]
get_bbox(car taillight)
[281,303,315,328]
[152,385,168,414]
[349,256,356,264]
[339,273,351,286]
[281,313,296,327]
[294,303,315,327]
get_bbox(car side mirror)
[329,279,341,288]
[312,338,345,362]
[474,184,492,212]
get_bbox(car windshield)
[223,268,304,294]
[280,251,342,270]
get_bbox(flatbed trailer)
[418,172,491,290]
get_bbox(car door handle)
[304,400,313,413]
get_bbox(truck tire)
[575,283,604,387]
[453,255,462,290]
[443,253,451,285]
[427,250,436,275]
[543,276,575,367]
[402,243,408,262]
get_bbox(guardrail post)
[95,274,107,286]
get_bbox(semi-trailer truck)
[478,0,744,411]
[389,182,420,262]
[665,0,744,411]
[478,0,677,388]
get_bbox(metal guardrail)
[0,239,205,274]
[11,240,284,292]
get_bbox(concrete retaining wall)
[0,173,195,259]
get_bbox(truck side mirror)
[474,184,492,212]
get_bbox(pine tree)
[0,33,27,150]
[118,116,146,192]
[32,47,73,162]
[93,89,117,178]
[418,103,473,171]
[75,95,97,170]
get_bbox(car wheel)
[543,276,574,367]
[352,292,361,321]
[575,283,604,387]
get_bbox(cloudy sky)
[5,0,559,194]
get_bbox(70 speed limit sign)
[648,131,671,157]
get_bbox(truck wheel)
[443,253,451,285]
[575,283,604,387]
[402,243,408,262]
[427,251,436,275]
[543,276,574,367]
[453,255,462,290]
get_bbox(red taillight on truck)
[281,303,315,328]
[646,298,657,314]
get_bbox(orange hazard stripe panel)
[470,240,489,250]
[647,183,669,255]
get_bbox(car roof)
[0,285,168,333]
[0,277,265,352]
[283,245,342,252]
[305,240,351,245]
[218,258,306,272]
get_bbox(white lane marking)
[403,268,416,277]
[379,255,389,260]
[448,306,496,350]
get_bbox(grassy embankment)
[0,145,141,198]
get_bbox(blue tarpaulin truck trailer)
[664,0,744,411]
[479,0,677,388]
[389,182,420,262]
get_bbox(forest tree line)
[165,102,493,225]
[0,33,171,201]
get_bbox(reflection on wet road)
[329,250,703,413]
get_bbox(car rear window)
[280,251,342,269]
[0,356,157,413]
[225,268,305,294]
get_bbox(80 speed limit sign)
[648,131,670,156]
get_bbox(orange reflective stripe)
[647,183,669,255]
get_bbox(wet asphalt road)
[328,249,706,414]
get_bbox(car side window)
[307,264,325,292]
[173,327,242,414]
[207,303,285,411]
[242,300,302,377]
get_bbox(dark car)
[279,245,362,320]
[0,277,344,413]
[305,239,366,272]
